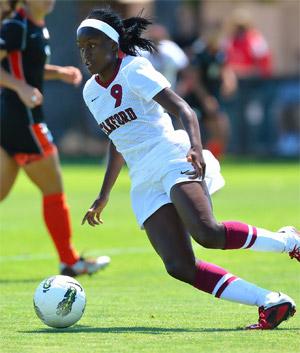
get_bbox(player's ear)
[111,42,118,52]
[111,42,119,58]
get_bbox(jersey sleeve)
[126,57,171,102]
[0,20,26,51]
[82,76,97,113]
[82,78,92,107]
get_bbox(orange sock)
[43,193,79,265]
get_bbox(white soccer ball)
[33,275,86,328]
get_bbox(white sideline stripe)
[0,246,153,262]
[241,224,253,249]
[0,254,53,262]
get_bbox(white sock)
[250,227,297,253]
[220,278,271,306]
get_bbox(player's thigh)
[0,147,19,200]
[23,152,63,195]
[144,203,196,282]
[170,181,218,237]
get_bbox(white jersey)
[83,55,174,172]
[83,55,225,227]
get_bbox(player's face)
[77,28,117,75]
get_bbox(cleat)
[278,226,300,262]
[246,293,296,330]
[60,256,111,277]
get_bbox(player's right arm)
[0,19,43,108]
[0,53,43,108]
[82,141,125,227]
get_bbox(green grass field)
[0,159,299,353]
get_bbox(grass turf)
[0,160,299,353]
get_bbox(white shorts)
[129,130,225,228]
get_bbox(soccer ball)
[33,275,86,328]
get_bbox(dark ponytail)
[87,8,156,56]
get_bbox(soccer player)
[178,32,237,159]
[77,8,299,329]
[224,8,273,78]
[0,0,110,276]
[141,24,189,90]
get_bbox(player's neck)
[97,57,120,84]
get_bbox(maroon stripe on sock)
[194,260,228,294]
[222,221,250,249]
[215,276,238,298]
[245,226,257,249]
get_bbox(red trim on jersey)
[118,49,125,59]
[13,145,57,166]
[13,123,57,166]
[95,58,122,88]
[29,123,52,154]
[8,51,25,80]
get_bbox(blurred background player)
[0,0,110,276]
[224,8,273,78]
[141,23,189,130]
[141,24,188,91]
[178,30,237,159]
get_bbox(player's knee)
[164,261,194,284]
[191,221,222,249]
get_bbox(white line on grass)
[0,246,153,262]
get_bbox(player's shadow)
[20,325,299,334]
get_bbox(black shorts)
[0,93,56,165]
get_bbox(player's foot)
[278,226,300,262]
[60,256,111,277]
[246,293,296,330]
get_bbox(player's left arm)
[44,64,82,86]
[82,141,125,227]
[154,88,205,180]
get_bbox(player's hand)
[16,82,43,108]
[81,195,109,227]
[186,147,206,180]
[58,66,82,86]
